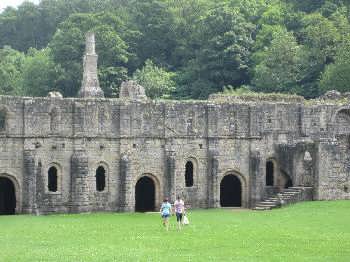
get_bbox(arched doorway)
[220,174,242,207]
[135,176,155,212]
[266,161,274,186]
[0,177,16,215]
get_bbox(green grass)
[0,201,349,261]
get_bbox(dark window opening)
[185,161,194,187]
[266,161,274,186]
[96,166,106,192]
[135,176,155,212]
[220,175,242,207]
[48,167,58,192]
[0,177,16,215]
[0,110,6,131]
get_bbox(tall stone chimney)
[78,32,104,98]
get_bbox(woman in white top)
[174,196,185,230]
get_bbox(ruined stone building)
[0,33,349,215]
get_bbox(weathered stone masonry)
[0,33,349,215]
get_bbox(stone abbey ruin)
[0,33,349,215]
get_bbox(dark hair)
[163,198,168,202]
[177,196,181,200]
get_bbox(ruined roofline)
[0,93,349,108]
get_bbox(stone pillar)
[35,160,43,215]
[78,32,104,98]
[22,150,37,214]
[165,150,176,202]
[70,150,90,213]
[249,149,261,208]
[303,151,313,186]
[208,149,219,208]
[119,154,133,211]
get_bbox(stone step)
[281,192,298,196]
[254,186,312,211]
[254,206,272,211]
[280,196,293,200]
[262,201,279,204]
[256,204,277,208]
[284,188,302,192]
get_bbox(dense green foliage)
[0,201,349,261]
[132,59,175,99]
[1,0,350,98]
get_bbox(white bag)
[183,215,189,225]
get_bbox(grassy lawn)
[0,201,349,261]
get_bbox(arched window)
[266,161,274,186]
[185,161,194,187]
[96,166,106,192]
[0,109,6,132]
[48,167,58,192]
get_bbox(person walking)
[174,196,185,230]
[160,198,172,231]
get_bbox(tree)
[20,48,59,97]
[131,0,176,68]
[177,3,255,98]
[320,39,350,93]
[0,46,25,95]
[133,59,175,99]
[252,31,305,94]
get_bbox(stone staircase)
[254,186,313,211]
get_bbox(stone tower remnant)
[78,32,104,98]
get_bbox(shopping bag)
[183,214,189,225]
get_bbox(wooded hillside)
[1,0,350,99]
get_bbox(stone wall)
[0,94,349,214]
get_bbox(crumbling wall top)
[119,80,147,100]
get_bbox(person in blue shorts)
[160,198,172,231]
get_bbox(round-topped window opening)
[48,166,58,192]
[96,166,106,192]
[185,161,194,187]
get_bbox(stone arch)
[46,163,62,193]
[184,157,198,187]
[0,173,21,214]
[332,108,350,136]
[134,174,161,212]
[95,161,109,192]
[219,170,247,208]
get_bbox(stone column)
[249,149,261,208]
[22,150,37,214]
[302,151,313,186]
[208,149,219,208]
[70,150,90,213]
[165,150,176,202]
[119,154,133,211]
[35,160,43,215]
